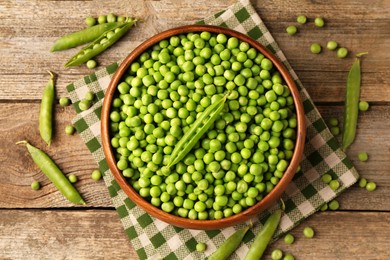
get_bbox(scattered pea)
[358,101,369,111]
[196,242,206,252]
[321,173,332,184]
[78,99,92,111]
[358,178,367,188]
[65,125,76,135]
[337,47,348,58]
[320,203,328,211]
[31,180,40,190]
[107,13,117,23]
[330,126,340,136]
[91,169,102,181]
[297,15,307,24]
[326,40,338,51]
[310,43,322,54]
[98,15,107,24]
[86,59,97,69]
[329,180,340,190]
[303,226,315,238]
[84,91,95,101]
[314,17,325,27]
[271,249,283,260]
[68,174,78,183]
[284,233,295,244]
[358,151,368,162]
[366,182,377,191]
[59,97,71,107]
[85,16,96,27]
[328,199,339,210]
[328,118,339,126]
[286,25,297,36]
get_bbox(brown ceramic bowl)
[101,25,305,230]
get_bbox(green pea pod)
[167,93,228,168]
[39,71,55,146]
[244,209,282,260]
[16,140,86,205]
[342,52,368,151]
[208,224,251,260]
[64,18,137,67]
[50,22,123,52]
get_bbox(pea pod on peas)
[51,22,124,52]
[342,52,368,151]
[16,140,85,205]
[167,93,228,168]
[64,18,137,67]
[39,71,55,146]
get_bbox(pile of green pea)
[109,31,298,220]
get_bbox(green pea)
[196,242,206,252]
[328,199,340,210]
[297,15,307,24]
[271,249,283,260]
[86,59,97,69]
[314,17,325,27]
[303,226,315,238]
[91,169,102,181]
[337,47,349,58]
[358,151,368,162]
[327,41,338,50]
[85,16,97,27]
[286,25,297,36]
[310,43,322,54]
[284,233,294,244]
[59,97,71,106]
[366,182,377,191]
[65,125,75,135]
[31,180,40,190]
[358,101,369,111]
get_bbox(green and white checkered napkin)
[66,0,359,259]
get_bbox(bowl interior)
[101,25,306,230]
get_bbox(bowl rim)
[101,24,306,230]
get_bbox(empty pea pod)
[16,140,85,205]
[39,71,55,146]
[208,224,252,260]
[51,22,124,52]
[64,18,137,67]
[167,93,228,168]
[342,52,367,151]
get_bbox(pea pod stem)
[64,18,137,67]
[244,209,282,260]
[342,53,367,151]
[208,223,252,260]
[50,22,124,52]
[39,71,56,146]
[167,93,228,168]
[16,140,86,205]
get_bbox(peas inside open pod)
[101,25,305,230]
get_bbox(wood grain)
[0,209,136,260]
[0,210,389,260]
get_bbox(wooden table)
[1,0,389,259]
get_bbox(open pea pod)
[64,18,137,67]
[51,22,124,52]
[167,93,229,168]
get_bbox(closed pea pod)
[16,141,85,205]
[342,53,367,151]
[167,93,228,168]
[39,71,55,146]
[50,22,124,52]
[65,18,137,67]
[244,209,282,260]
[208,224,251,260]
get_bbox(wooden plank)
[0,0,389,102]
[2,103,389,210]
[0,209,136,260]
[0,210,389,259]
